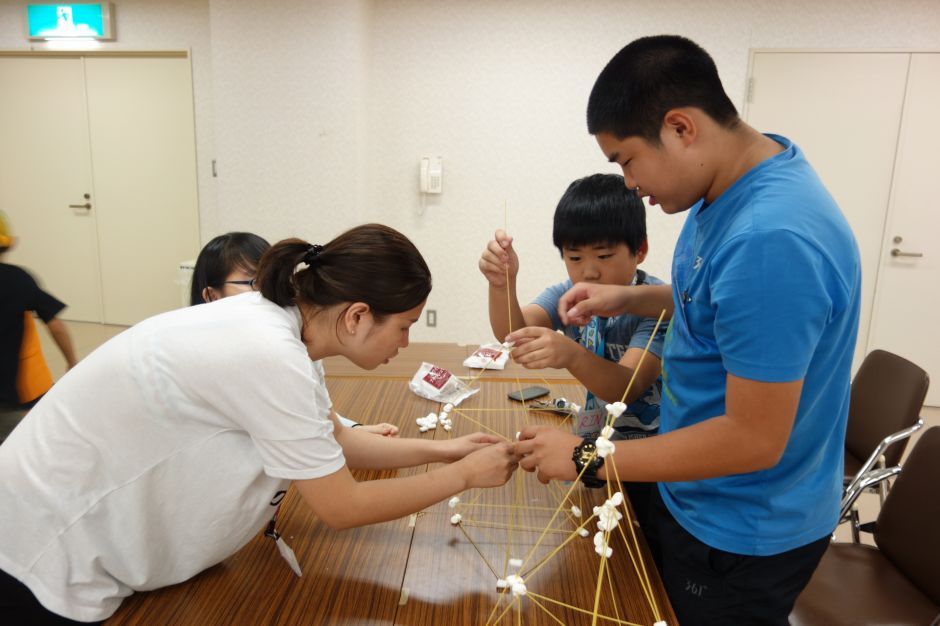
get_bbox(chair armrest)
[840,465,902,520]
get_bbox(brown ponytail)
[255,224,432,320]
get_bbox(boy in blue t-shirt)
[479,173,666,529]
[513,36,861,625]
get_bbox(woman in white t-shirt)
[0,223,518,624]
[190,230,399,435]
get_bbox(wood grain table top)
[108,347,674,625]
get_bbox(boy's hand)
[504,326,582,370]
[456,442,519,488]
[513,426,582,483]
[558,282,633,326]
[479,229,519,288]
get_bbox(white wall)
[2,0,939,344]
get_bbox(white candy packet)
[409,362,479,405]
[462,343,510,370]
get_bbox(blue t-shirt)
[532,272,666,436]
[660,135,861,556]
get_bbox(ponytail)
[255,224,432,318]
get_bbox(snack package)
[409,362,479,406]
[462,343,510,370]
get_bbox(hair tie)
[303,244,324,266]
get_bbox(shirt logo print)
[693,256,703,270]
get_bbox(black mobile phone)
[508,386,550,402]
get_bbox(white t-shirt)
[0,292,345,621]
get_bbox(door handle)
[890,248,923,258]
[69,203,92,210]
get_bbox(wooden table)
[108,346,675,625]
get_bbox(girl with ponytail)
[0,223,518,623]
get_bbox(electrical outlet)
[426,309,437,327]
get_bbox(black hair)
[587,35,739,143]
[552,173,646,256]
[255,223,432,323]
[190,232,271,305]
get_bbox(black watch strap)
[572,436,606,489]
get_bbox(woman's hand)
[454,442,519,489]
[439,432,506,462]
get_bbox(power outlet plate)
[426,309,437,327]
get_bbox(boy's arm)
[567,346,661,405]
[515,374,802,483]
[45,318,77,369]
[559,283,674,326]
[480,229,552,339]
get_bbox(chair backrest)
[845,349,929,467]
[875,426,940,604]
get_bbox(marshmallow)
[450,513,462,525]
[578,528,590,538]
[594,532,613,558]
[595,436,616,458]
[508,558,523,569]
[443,403,454,412]
[515,431,521,441]
[501,340,515,349]
[505,574,527,597]
[610,491,624,507]
[605,402,627,418]
[444,424,452,432]
[654,622,668,626]
[496,578,509,589]
[448,496,460,508]
[601,425,615,440]
[570,505,582,518]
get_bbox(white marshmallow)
[496,578,509,589]
[578,528,590,538]
[595,436,616,458]
[601,425,615,439]
[605,402,627,418]
[448,496,460,508]
[443,403,454,412]
[444,424,452,432]
[610,491,624,507]
[508,558,523,569]
[570,505,582,518]
[450,513,462,525]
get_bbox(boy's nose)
[582,264,601,281]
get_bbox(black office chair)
[792,426,940,625]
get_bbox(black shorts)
[0,568,102,625]
[645,487,829,626]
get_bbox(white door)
[745,52,910,372]
[0,53,201,326]
[84,56,201,325]
[0,56,103,322]
[868,54,940,407]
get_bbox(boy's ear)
[662,109,697,146]
[635,239,649,264]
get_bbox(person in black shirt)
[1,212,76,439]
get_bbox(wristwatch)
[572,436,606,488]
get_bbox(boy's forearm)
[624,284,675,319]
[488,283,527,341]
[567,349,642,404]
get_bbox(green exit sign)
[27,3,114,40]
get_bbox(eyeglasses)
[221,279,256,288]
